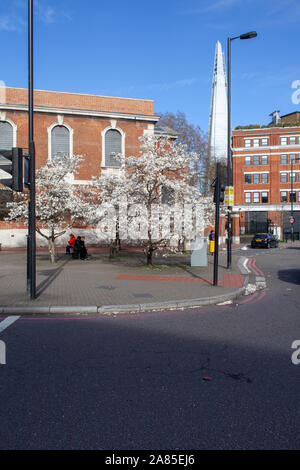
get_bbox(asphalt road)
[0,244,299,450]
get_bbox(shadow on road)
[278,268,300,285]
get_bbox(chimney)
[269,110,280,125]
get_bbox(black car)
[251,233,278,248]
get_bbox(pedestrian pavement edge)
[0,256,250,315]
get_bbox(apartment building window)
[253,192,260,203]
[281,154,288,164]
[253,155,260,165]
[298,192,300,202]
[245,174,251,184]
[280,191,287,202]
[261,173,268,184]
[261,138,268,146]
[261,192,268,203]
[261,155,268,165]
[245,192,251,204]
[280,173,288,183]
[290,192,296,203]
[253,173,260,184]
[298,173,300,182]
[245,139,251,148]
[290,154,296,164]
[245,156,251,166]
[253,138,259,147]
[289,137,296,145]
[280,137,288,145]
[290,172,296,183]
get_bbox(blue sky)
[1,0,300,134]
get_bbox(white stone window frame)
[253,138,260,148]
[261,138,269,146]
[101,123,125,172]
[244,138,251,148]
[280,136,288,146]
[47,119,74,182]
[0,114,17,147]
[0,116,17,179]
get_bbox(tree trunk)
[146,246,153,266]
[109,240,117,259]
[48,237,56,264]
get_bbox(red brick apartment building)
[0,87,159,247]
[232,111,300,241]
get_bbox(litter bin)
[190,237,208,267]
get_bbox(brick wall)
[5,87,154,116]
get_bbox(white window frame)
[101,125,125,169]
[0,116,17,147]
[245,192,251,204]
[281,191,287,202]
[253,192,260,203]
[48,121,74,162]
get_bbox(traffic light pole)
[27,0,36,299]
[213,163,221,286]
[227,37,232,270]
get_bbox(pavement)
[0,245,251,314]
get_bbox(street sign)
[224,186,234,206]
[289,216,295,224]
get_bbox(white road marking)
[0,316,20,334]
[243,258,251,273]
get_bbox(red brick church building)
[0,87,160,247]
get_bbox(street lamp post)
[227,31,257,269]
[27,0,36,299]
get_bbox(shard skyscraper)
[208,41,228,162]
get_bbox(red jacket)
[68,236,76,247]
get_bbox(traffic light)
[219,185,225,203]
[0,147,23,192]
[213,180,225,204]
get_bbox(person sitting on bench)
[66,233,76,254]
[72,236,88,260]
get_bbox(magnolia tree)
[89,168,129,258]
[104,134,215,265]
[6,154,89,263]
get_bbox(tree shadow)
[36,259,71,297]
[278,269,300,285]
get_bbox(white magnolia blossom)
[90,134,215,264]
[6,154,89,262]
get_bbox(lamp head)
[239,31,257,40]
